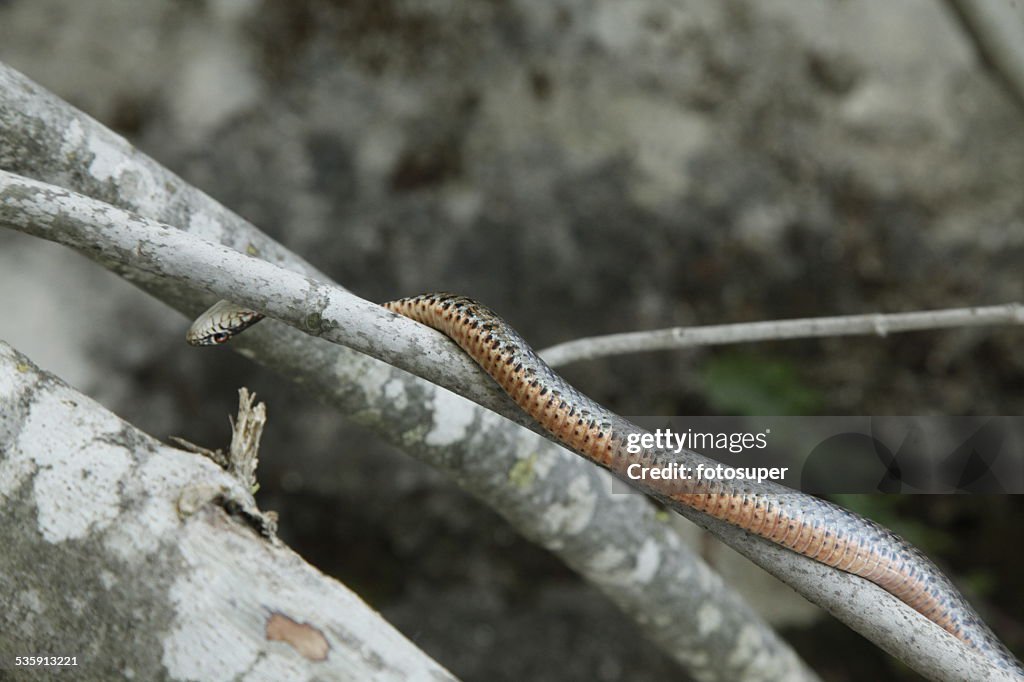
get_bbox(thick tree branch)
[539,304,1024,367]
[0,63,815,681]
[0,169,538,431]
[0,341,455,681]
[2,171,1018,681]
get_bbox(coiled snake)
[188,293,1023,676]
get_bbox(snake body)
[189,293,1023,675]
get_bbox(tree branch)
[0,341,455,681]
[1,171,1018,681]
[539,304,1024,367]
[0,168,538,429]
[0,63,816,681]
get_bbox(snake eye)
[212,332,230,344]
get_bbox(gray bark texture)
[0,341,456,682]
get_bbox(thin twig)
[539,305,1024,367]
[227,388,267,495]
[173,388,267,493]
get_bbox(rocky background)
[1,1,1023,679]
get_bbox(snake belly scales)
[187,293,1023,675]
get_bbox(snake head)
[186,300,265,346]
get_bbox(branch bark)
[0,63,816,681]
[0,341,456,681]
[539,304,1024,367]
[2,171,1019,682]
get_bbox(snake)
[188,293,1024,676]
